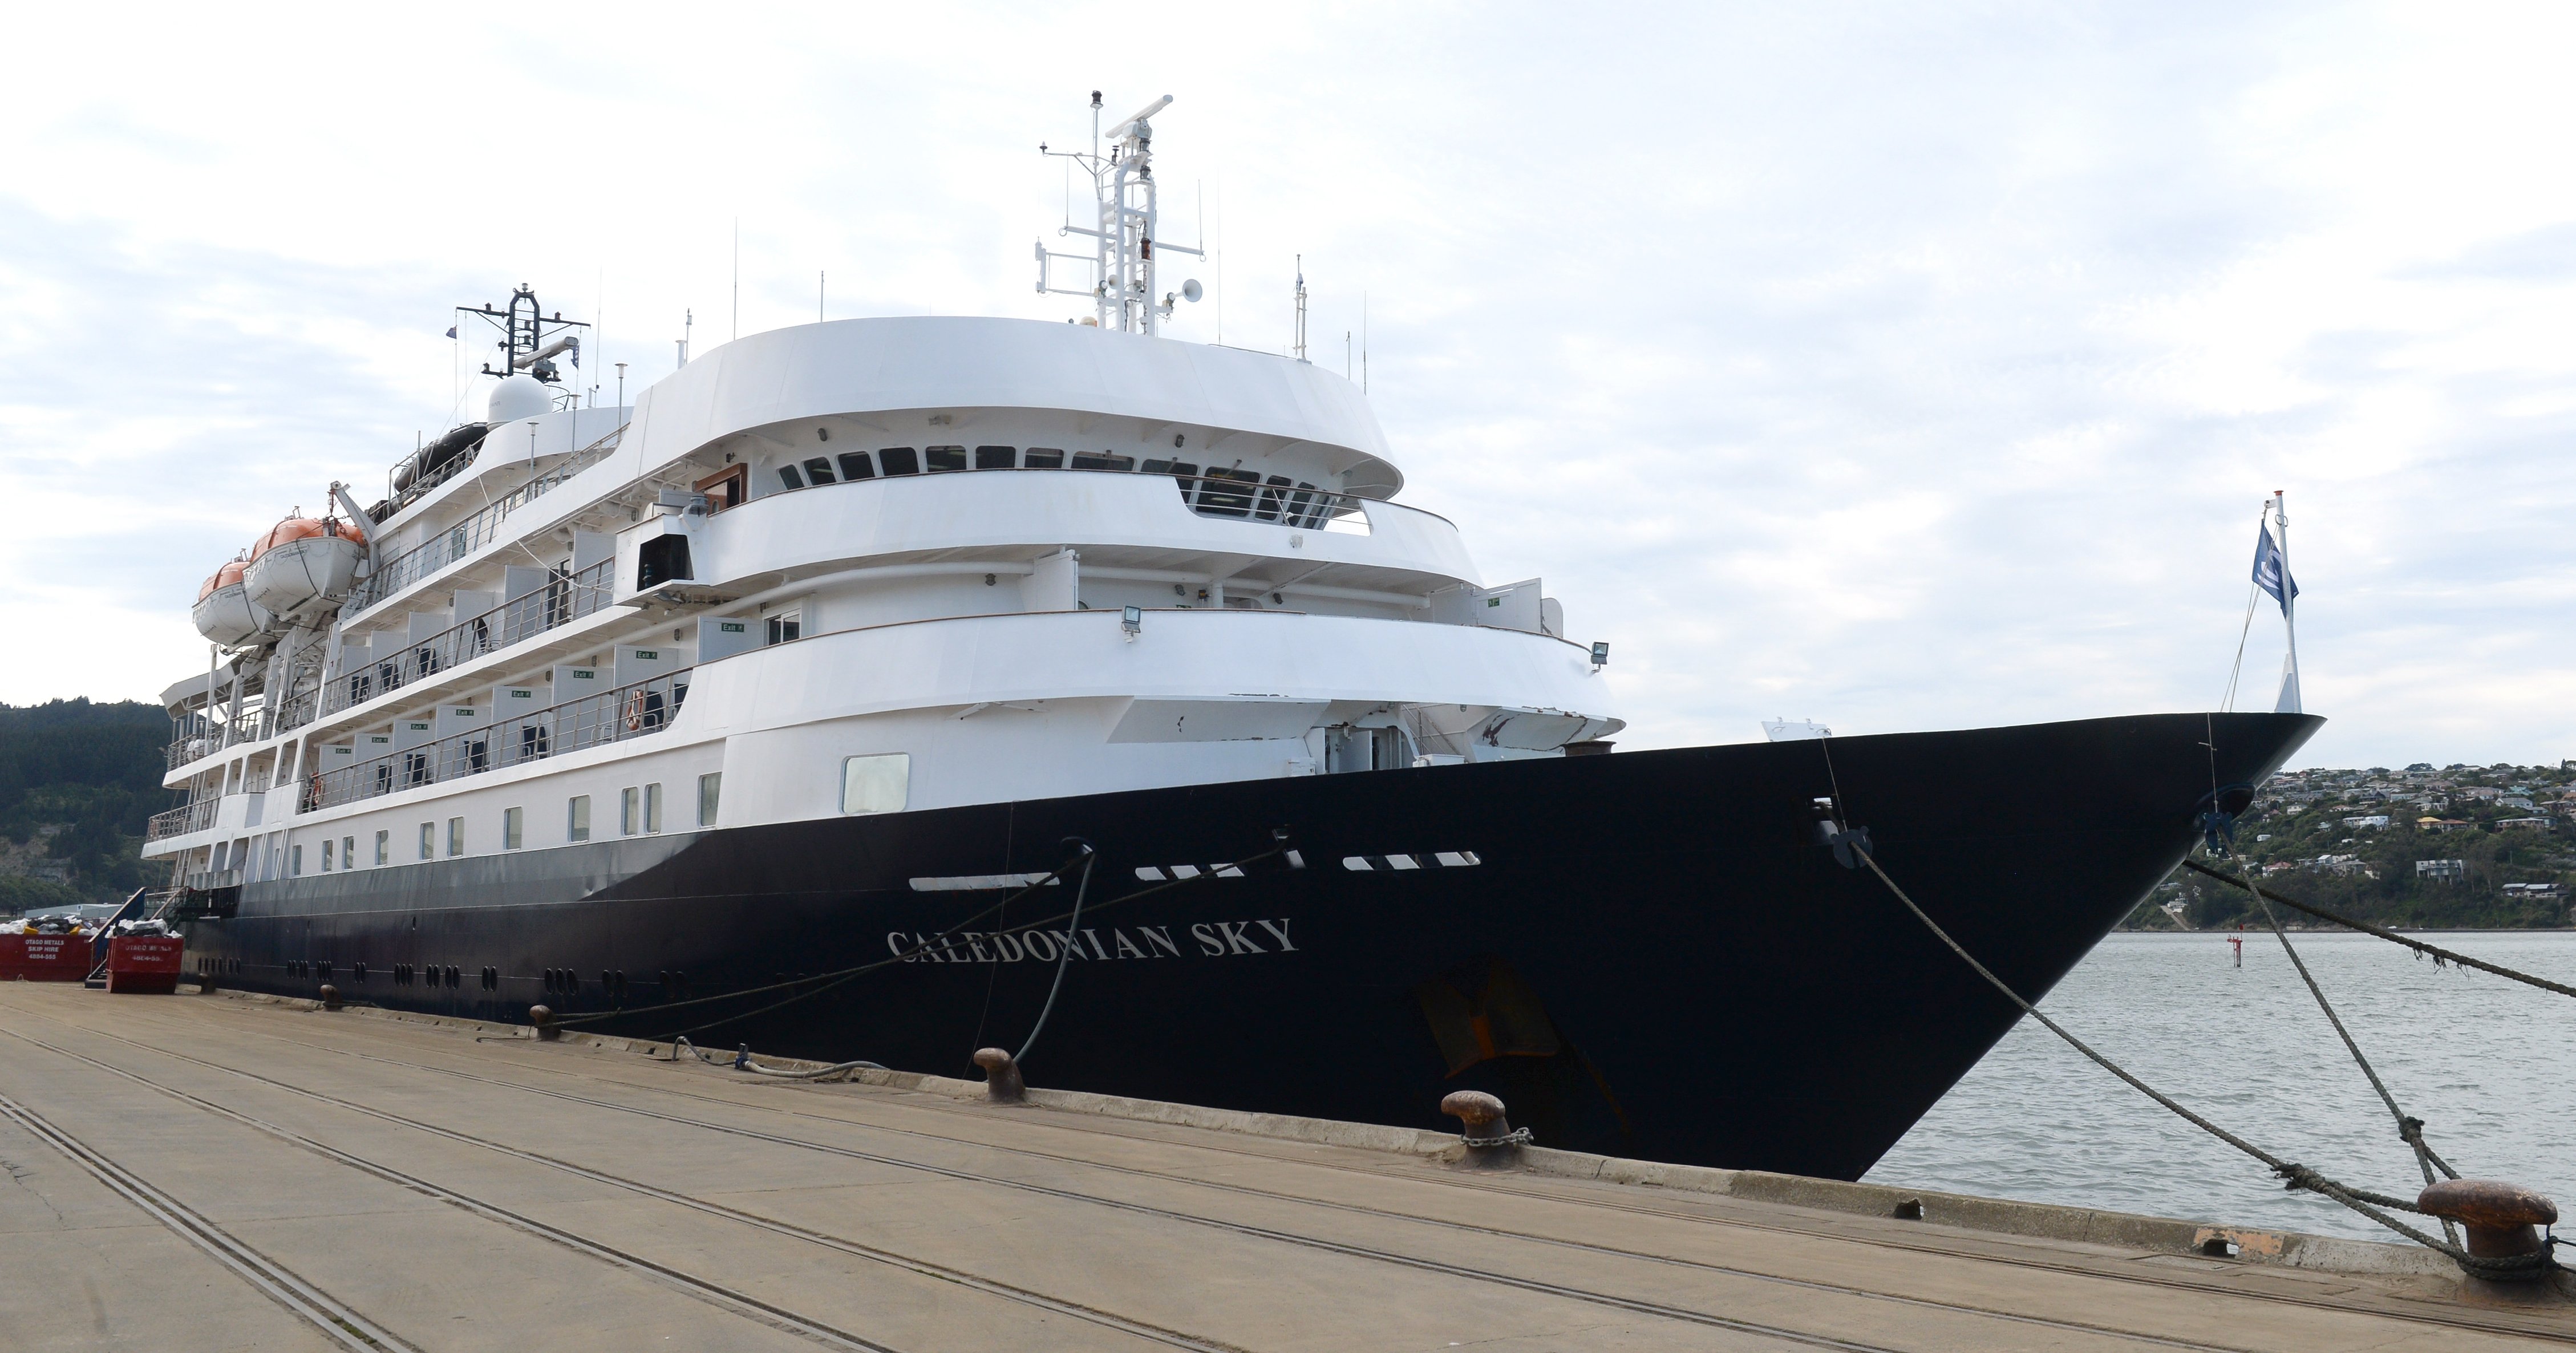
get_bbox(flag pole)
[2274,489,2300,714]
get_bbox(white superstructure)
[145,99,1619,891]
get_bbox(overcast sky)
[2,3,2569,769]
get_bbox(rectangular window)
[924,445,967,472]
[878,447,920,475]
[291,844,303,876]
[321,839,333,872]
[503,807,524,850]
[765,612,801,645]
[1071,451,1135,471]
[835,451,876,481]
[776,464,804,490]
[644,783,663,833]
[418,823,434,860]
[698,772,722,828]
[342,836,355,870]
[446,817,464,857]
[801,456,836,484]
[568,795,591,841]
[1023,447,1065,468]
[974,444,1016,469]
[840,754,910,816]
[621,787,639,835]
[374,829,389,866]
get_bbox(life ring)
[623,690,647,732]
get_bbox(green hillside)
[0,699,169,910]
[2133,761,2574,930]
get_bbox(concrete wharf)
[0,983,2565,1351]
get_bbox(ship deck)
[0,983,2562,1351]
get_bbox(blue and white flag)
[2251,522,2298,615]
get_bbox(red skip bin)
[106,935,184,994]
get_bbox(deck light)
[1590,642,1609,670]
[1123,605,1143,641]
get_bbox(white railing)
[347,422,625,614]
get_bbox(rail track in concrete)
[0,986,2560,1351]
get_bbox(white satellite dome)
[485,373,554,424]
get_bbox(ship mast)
[2273,490,2301,715]
[1038,92,1204,334]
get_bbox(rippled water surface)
[1865,930,2576,1243]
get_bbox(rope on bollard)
[1847,840,2559,1282]
[2193,856,2465,1246]
[667,1035,886,1081]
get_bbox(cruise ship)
[144,95,2319,1181]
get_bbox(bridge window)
[975,445,1016,469]
[1023,447,1064,468]
[925,445,967,472]
[776,464,804,490]
[835,451,875,481]
[1071,451,1135,471]
[801,457,836,485]
[879,447,920,475]
[1197,468,1261,516]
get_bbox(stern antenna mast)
[1036,92,1203,334]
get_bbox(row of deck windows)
[777,444,1146,489]
[296,774,720,873]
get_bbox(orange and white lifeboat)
[191,558,271,647]
[243,516,364,620]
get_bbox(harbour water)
[1868,928,2576,1242]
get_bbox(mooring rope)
[2194,857,2464,1245]
[1014,845,1096,1066]
[1847,841,2557,1281]
[666,1035,886,1081]
[2178,858,2576,1000]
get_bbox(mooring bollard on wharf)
[0,984,2562,1352]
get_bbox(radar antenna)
[1036,92,1205,334]
[456,285,589,385]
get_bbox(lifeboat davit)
[243,516,364,621]
[191,559,271,647]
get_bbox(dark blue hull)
[181,711,2318,1180]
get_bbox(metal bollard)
[1441,1090,1528,1149]
[2418,1179,2558,1279]
[529,1004,558,1041]
[972,1047,1026,1102]
[317,983,341,1012]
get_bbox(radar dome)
[486,373,554,424]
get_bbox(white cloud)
[1,2,2569,767]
